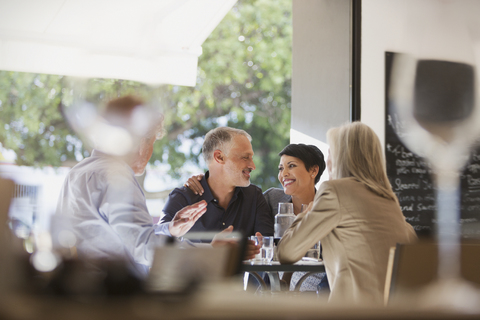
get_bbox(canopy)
[0,0,236,86]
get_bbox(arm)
[277,181,341,264]
[96,170,166,267]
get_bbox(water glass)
[249,236,263,263]
[305,241,322,260]
[274,203,295,239]
[278,202,294,214]
[300,203,308,213]
[260,236,274,263]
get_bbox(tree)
[0,0,292,190]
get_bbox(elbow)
[277,242,302,264]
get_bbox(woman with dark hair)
[264,143,325,217]
[263,143,328,292]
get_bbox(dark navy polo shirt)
[161,171,274,239]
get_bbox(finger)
[220,225,233,234]
[173,217,190,224]
[191,207,207,221]
[195,174,204,180]
[255,232,262,237]
[176,200,206,218]
[191,179,204,195]
[187,178,202,194]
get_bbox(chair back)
[387,240,480,303]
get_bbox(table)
[241,259,325,292]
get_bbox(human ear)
[310,165,319,178]
[213,150,225,164]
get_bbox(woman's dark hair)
[279,144,326,184]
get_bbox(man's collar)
[203,171,244,203]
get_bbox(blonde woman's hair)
[327,122,397,203]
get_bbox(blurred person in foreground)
[56,96,257,278]
[156,127,274,239]
[277,122,417,305]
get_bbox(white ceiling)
[0,0,236,86]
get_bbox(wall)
[291,0,352,183]
[361,0,480,147]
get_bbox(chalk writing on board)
[385,52,480,237]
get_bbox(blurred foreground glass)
[389,53,480,309]
[274,203,295,239]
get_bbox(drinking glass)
[249,235,263,263]
[389,51,480,308]
[274,203,295,239]
[278,203,294,214]
[305,241,321,260]
[260,236,274,263]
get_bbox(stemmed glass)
[386,2,480,311]
[389,53,480,309]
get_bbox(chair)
[0,178,16,292]
[385,240,480,304]
[146,233,246,293]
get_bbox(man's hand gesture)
[168,200,207,237]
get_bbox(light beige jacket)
[277,177,417,305]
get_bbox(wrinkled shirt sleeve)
[277,181,341,264]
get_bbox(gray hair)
[202,127,252,163]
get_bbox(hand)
[184,174,205,195]
[244,239,261,260]
[212,226,261,261]
[168,200,207,237]
[211,225,236,247]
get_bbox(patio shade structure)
[0,0,236,86]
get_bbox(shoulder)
[319,177,361,192]
[263,187,291,209]
[264,187,289,200]
[241,184,264,195]
[168,186,200,204]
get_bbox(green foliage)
[0,0,291,190]
[163,0,292,188]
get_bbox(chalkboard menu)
[385,52,480,238]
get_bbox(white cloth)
[56,150,169,277]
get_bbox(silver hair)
[202,127,252,163]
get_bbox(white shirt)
[56,150,168,276]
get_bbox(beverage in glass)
[260,236,274,263]
[274,203,295,238]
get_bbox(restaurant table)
[241,259,325,292]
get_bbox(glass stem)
[436,173,461,280]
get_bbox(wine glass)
[389,53,480,310]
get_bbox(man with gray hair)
[156,127,274,238]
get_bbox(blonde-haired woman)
[277,122,417,305]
